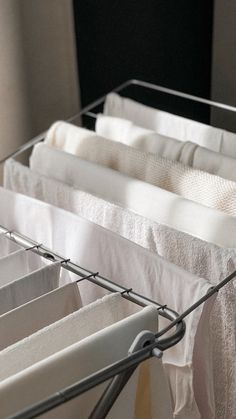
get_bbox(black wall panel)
[73,1,213,122]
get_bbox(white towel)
[6,158,236,249]
[0,248,49,287]
[0,187,214,418]
[0,282,82,350]
[0,293,133,380]
[104,92,224,153]
[96,115,236,182]
[0,261,60,315]
[42,124,236,216]
[0,233,22,257]
[30,140,236,225]
[0,305,172,419]
[4,162,235,419]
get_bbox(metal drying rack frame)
[1,225,236,419]
[1,78,236,165]
[1,79,236,418]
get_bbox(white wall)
[0,0,80,183]
[211,0,236,131]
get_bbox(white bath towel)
[104,92,224,152]
[31,139,236,217]
[6,158,236,249]
[0,282,82,350]
[0,187,215,418]
[96,115,236,182]
[0,261,60,316]
[0,233,22,257]
[0,305,172,419]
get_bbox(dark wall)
[73,1,214,122]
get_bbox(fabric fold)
[0,304,172,419]
[0,187,216,418]
[103,92,225,153]
[0,282,82,350]
[96,114,236,182]
[0,261,60,316]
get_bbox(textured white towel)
[0,305,172,419]
[104,93,224,152]
[0,282,82,350]
[4,162,236,419]
[0,187,214,419]
[0,233,22,257]
[6,158,236,249]
[31,139,236,217]
[96,115,236,182]
[0,261,60,315]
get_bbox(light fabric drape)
[0,305,172,419]
[0,187,214,419]
[0,282,82,350]
[104,92,236,158]
[96,115,236,182]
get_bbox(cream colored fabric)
[96,115,236,182]
[37,125,236,216]
[0,305,172,419]
[0,261,60,316]
[0,187,214,418]
[6,158,236,249]
[104,93,224,152]
[4,161,235,419]
[0,233,22,257]
[0,282,82,350]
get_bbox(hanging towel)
[3,165,235,419]
[0,261,60,316]
[0,293,135,381]
[96,115,236,182]
[0,233,22,257]
[0,282,82,351]
[5,158,236,249]
[0,188,214,419]
[0,306,172,419]
[104,92,225,153]
[0,248,50,287]
[30,140,236,217]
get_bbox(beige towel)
[43,122,236,216]
[0,261,60,316]
[4,161,235,419]
[0,282,82,350]
[0,186,214,419]
[0,233,22,257]
[0,304,172,419]
[96,115,236,182]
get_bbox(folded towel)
[0,305,172,419]
[96,115,236,182]
[43,122,236,216]
[0,282,82,350]
[6,157,236,249]
[104,92,224,153]
[0,233,22,257]
[0,261,60,316]
[0,186,214,418]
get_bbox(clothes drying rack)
[0,225,235,419]
[1,80,236,418]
